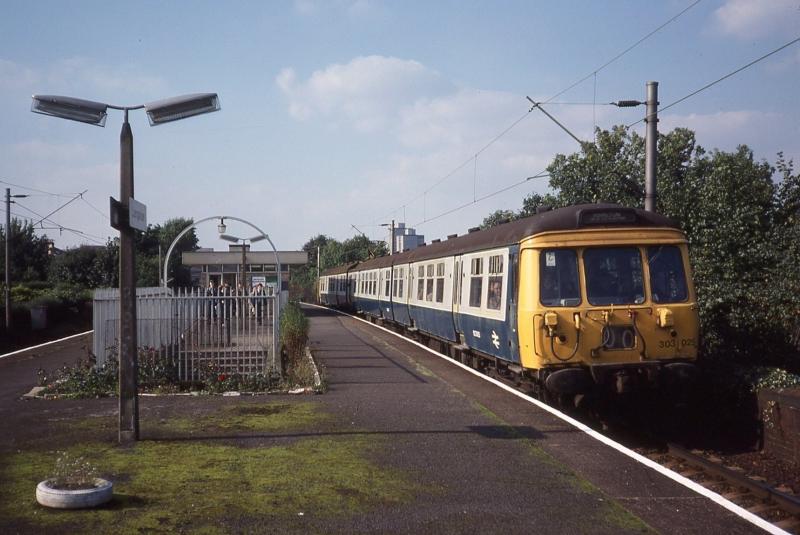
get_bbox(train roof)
[321,203,680,276]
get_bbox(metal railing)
[93,287,279,381]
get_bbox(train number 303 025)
[658,338,696,349]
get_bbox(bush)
[23,280,53,291]
[280,301,309,362]
[38,357,118,399]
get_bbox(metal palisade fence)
[93,287,279,381]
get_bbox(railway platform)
[305,305,765,534]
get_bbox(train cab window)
[487,255,503,310]
[435,262,445,303]
[584,247,644,306]
[540,249,581,307]
[469,257,484,308]
[648,246,688,303]
[417,266,425,300]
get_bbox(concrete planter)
[36,478,113,509]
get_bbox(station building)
[182,244,308,291]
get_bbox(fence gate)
[93,287,280,382]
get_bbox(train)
[318,203,699,401]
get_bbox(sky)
[1,0,798,254]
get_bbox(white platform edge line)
[0,330,94,360]
[304,302,786,535]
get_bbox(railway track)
[483,361,800,534]
[646,444,800,534]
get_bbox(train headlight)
[656,308,674,328]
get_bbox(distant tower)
[392,222,425,253]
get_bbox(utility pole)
[644,81,659,212]
[118,110,139,444]
[4,188,10,331]
[4,188,28,331]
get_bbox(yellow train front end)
[517,226,699,396]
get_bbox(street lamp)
[31,92,220,444]
[379,220,396,255]
[219,230,267,290]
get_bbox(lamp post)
[380,220,396,255]
[31,93,220,443]
[4,189,29,331]
[219,231,268,290]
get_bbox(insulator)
[615,100,643,108]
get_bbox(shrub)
[39,357,118,399]
[280,301,309,362]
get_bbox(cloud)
[276,55,453,131]
[712,0,799,39]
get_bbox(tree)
[289,233,389,301]
[48,242,118,288]
[0,219,51,283]
[480,209,517,229]
[134,217,197,287]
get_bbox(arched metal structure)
[162,215,281,296]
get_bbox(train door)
[452,256,464,342]
[508,247,520,357]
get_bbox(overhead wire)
[14,202,107,244]
[29,190,86,228]
[80,194,108,220]
[0,179,78,198]
[412,172,551,227]
[375,0,704,229]
[545,0,703,105]
[627,35,800,128]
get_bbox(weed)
[49,451,99,490]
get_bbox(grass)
[154,402,329,434]
[0,402,423,534]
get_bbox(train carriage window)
[469,257,483,308]
[399,268,405,298]
[385,270,391,297]
[584,247,644,306]
[540,250,581,307]
[425,264,434,302]
[417,265,425,301]
[648,246,688,303]
[435,262,445,303]
[487,254,504,310]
